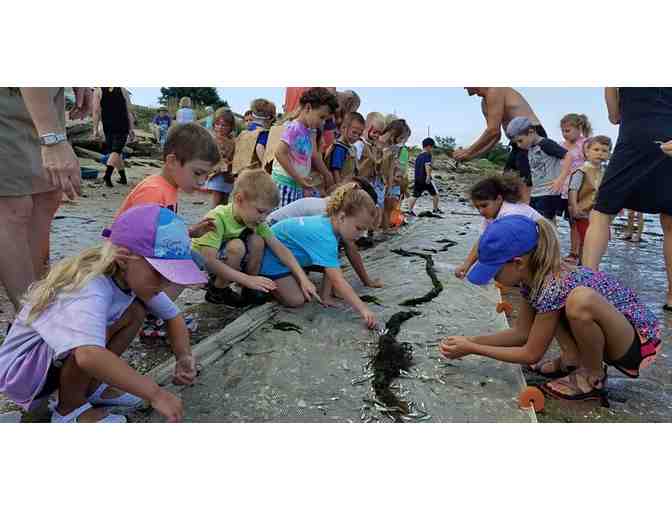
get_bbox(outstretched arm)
[454,89,504,161]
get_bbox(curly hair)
[561,113,593,138]
[325,182,377,219]
[250,98,277,120]
[381,119,411,145]
[469,174,524,203]
[299,87,338,114]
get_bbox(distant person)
[506,117,572,222]
[175,96,195,124]
[582,88,672,311]
[204,108,237,208]
[151,106,172,148]
[440,215,662,402]
[407,137,440,216]
[454,88,545,203]
[201,105,215,130]
[567,136,612,261]
[93,87,134,187]
[560,113,593,264]
[0,87,90,317]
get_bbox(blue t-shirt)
[248,122,269,147]
[153,114,172,130]
[415,152,432,181]
[329,144,349,171]
[260,216,340,276]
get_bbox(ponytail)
[561,113,593,138]
[326,182,377,219]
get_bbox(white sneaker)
[88,383,144,409]
[51,402,126,423]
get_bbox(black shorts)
[606,327,643,378]
[594,137,672,215]
[413,180,438,198]
[35,362,62,400]
[530,195,565,220]
[504,125,548,187]
[104,131,129,155]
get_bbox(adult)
[92,87,134,187]
[0,87,90,314]
[582,87,672,310]
[453,87,544,202]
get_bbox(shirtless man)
[453,87,544,202]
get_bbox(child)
[259,183,378,329]
[378,119,412,230]
[266,177,383,288]
[192,169,319,306]
[232,98,276,175]
[455,174,543,279]
[322,90,361,151]
[0,205,206,422]
[201,105,215,130]
[622,210,645,243]
[271,87,339,207]
[324,112,365,185]
[151,106,172,149]
[354,112,386,220]
[439,215,661,401]
[386,165,408,229]
[568,135,612,258]
[407,137,440,216]
[203,109,237,208]
[506,117,573,221]
[176,97,195,124]
[560,113,593,263]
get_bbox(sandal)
[88,383,144,409]
[51,402,127,423]
[525,357,577,379]
[540,369,608,404]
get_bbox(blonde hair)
[179,96,192,108]
[23,243,121,324]
[232,169,279,207]
[527,219,562,302]
[561,113,593,138]
[365,112,385,128]
[325,182,377,219]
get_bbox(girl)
[272,88,339,207]
[440,215,661,401]
[176,96,195,124]
[455,174,542,279]
[560,113,593,264]
[259,183,378,329]
[385,165,407,230]
[378,119,411,231]
[203,108,237,208]
[0,205,205,422]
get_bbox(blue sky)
[129,87,619,148]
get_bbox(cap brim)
[145,257,207,286]
[466,261,502,286]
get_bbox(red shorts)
[575,218,590,243]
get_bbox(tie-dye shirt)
[272,120,313,189]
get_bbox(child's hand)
[550,178,564,193]
[173,354,197,386]
[454,264,468,279]
[299,177,313,189]
[439,336,474,359]
[150,388,184,422]
[361,307,377,329]
[366,277,384,288]
[300,277,322,303]
[188,218,216,238]
[244,275,277,293]
[661,140,672,157]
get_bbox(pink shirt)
[561,136,587,198]
[481,201,543,233]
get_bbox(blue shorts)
[205,174,234,193]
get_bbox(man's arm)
[454,89,504,161]
[605,88,620,125]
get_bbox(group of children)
[0,93,662,421]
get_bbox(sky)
[128,87,619,148]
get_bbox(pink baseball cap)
[103,205,207,286]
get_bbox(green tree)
[482,142,510,166]
[434,135,456,155]
[158,87,228,109]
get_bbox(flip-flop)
[525,358,577,379]
[540,371,608,405]
[88,383,144,409]
[51,402,127,423]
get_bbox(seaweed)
[371,311,421,419]
[360,295,383,306]
[391,249,444,306]
[418,211,444,219]
[272,321,303,334]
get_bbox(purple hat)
[506,116,532,138]
[467,215,539,286]
[103,205,207,286]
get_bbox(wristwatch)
[39,132,67,146]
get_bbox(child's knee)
[276,291,306,308]
[224,239,246,260]
[247,234,265,254]
[565,287,598,320]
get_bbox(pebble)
[297,399,307,408]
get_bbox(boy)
[192,169,318,306]
[324,112,365,185]
[407,137,440,216]
[506,116,572,221]
[232,98,277,175]
[568,135,612,255]
[151,106,172,148]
